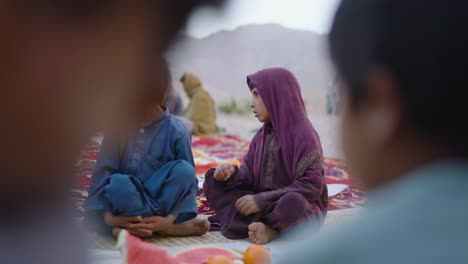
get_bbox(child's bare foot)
[161,218,210,237]
[112,227,122,238]
[248,222,278,244]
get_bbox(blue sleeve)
[174,129,195,167]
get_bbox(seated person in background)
[84,58,209,238]
[204,68,328,244]
[282,0,468,263]
[180,73,219,136]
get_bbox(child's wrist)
[253,193,266,210]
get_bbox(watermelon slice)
[116,230,241,264]
[174,246,240,264]
[116,230,179,264]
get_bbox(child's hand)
[129,216,174,233]
[104,211,142,229]
[235,195,261,216]
[214,163,235,181]
[104,212,152,237]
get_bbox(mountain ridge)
[168,23,334,113]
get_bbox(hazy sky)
[186,0,341,38]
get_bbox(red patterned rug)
[72,135,365,217]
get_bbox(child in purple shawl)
[203,68,328,244]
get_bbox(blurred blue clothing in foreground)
[279,160,468,264]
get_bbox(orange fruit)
[206,255,233,264]
[243,245,271,264]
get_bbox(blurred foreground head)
[330,0,468,189]
[0,0,225,211]
[141,57,172,112]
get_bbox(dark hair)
[329,0,468,155]
[247,78,254,91]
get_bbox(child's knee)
[107,174,136,195]
[171,160,196,184]
[276,192,306,216]
[282,192,306,203]
[105,174,143,214]
[266,193,307,232]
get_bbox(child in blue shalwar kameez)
[84,59,209,238]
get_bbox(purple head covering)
[246,68,323,181]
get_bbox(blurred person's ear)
[340,67,405,189]
[363,68,404,150]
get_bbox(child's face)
[251,87,270,123]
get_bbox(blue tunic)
[84,109,197,225]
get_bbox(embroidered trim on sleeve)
[296,152,323,178]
